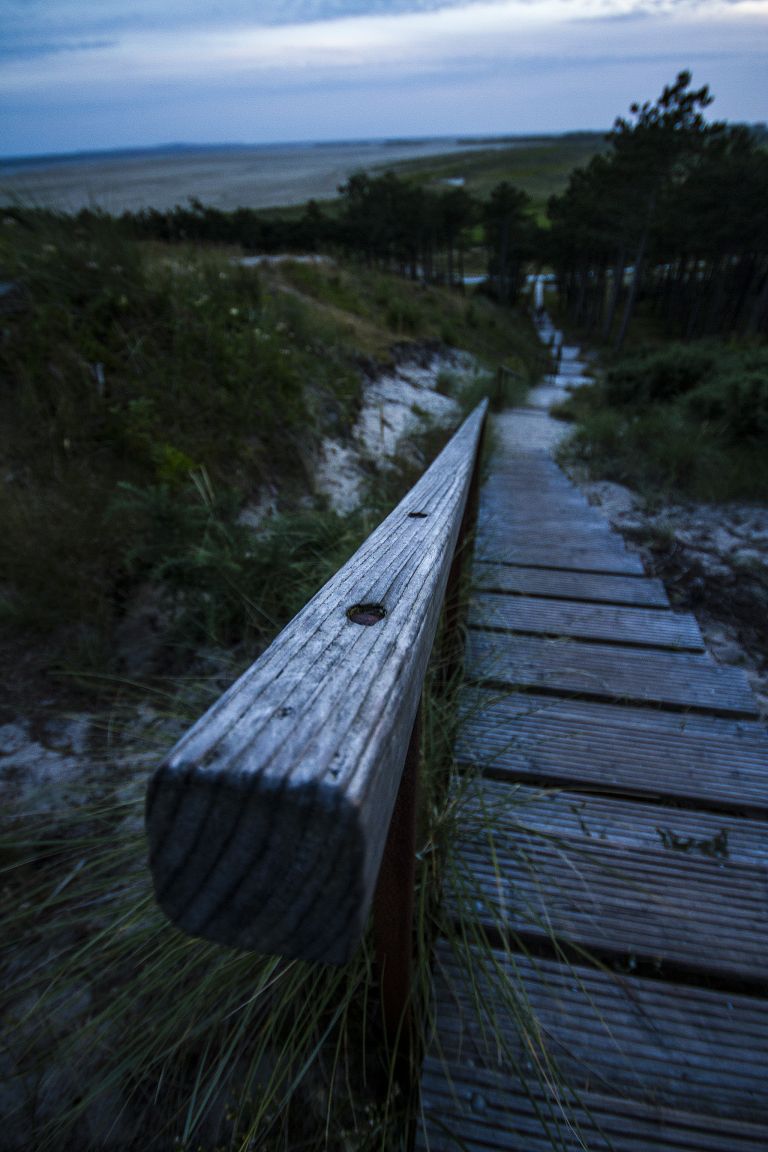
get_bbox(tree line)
[7,171,538,306]
[119,174,538,304]
[546,72,768,347]
[6,72,764,346]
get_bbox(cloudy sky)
[1,0,766,156]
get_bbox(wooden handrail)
[146,400,487,967]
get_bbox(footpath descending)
[417,317,768,1151]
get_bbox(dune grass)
[0,210,541,680]
[554,341,768,502]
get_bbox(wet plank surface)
[418,378,768,1149]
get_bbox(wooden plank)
[418,945,768,1150]
[145,402,487,965]
[465,631,758,716]
[474,545,646,576]
[477,509,613,534]
[428,944,768,1120]
[472,562,669,607]
[456,688,768,812]
[480,481,587,505]
[476,520,613,541]
[418,1065,768,1151]
[448,833,768,980]
[477,523,618,547]
[469,593,703,651]
[477,497,607,518]
[454,779,768,869]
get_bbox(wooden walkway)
[417,335,768,1149]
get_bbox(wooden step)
[447,827,768,981]
[472,561,669,607]
[465,631,758,716]
[474,545,646,576]
[454,780,768,866]
[419,1063,768,1151]
[418,943,768,1150]
[455,688,768,812]
[469,592,703,651]
[476,516,616,541]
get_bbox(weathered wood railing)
[145,402,487,1018]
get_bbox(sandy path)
[494,309,590,452]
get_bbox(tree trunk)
[615,231,648,351]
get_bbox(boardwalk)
[417,322,768,1150]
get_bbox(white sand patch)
[315,350,470,513]
[315,439,367,515]
[238,254,334,268]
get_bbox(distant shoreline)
[0,136,530,215]
[0,134,561,172]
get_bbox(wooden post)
[373,703,420,1071]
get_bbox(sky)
[1,0,766,157]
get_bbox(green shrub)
[561,339,768,500]
[604,343,717,406]
[687,367,768,442]
[108,474,365,649]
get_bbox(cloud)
[3,0,764,66]
[0,0,506,64]
[1,0,765,93]
[0,38,116,64]
[1,0,765,154]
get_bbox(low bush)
[603,343,718,406]
[686,365,768,443]
[559,342,768,501]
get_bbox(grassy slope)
[0,215,541,680]
[555,339,768,502]
[386,133,608,221]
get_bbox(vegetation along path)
[417,312,768,1150]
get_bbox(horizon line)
[0,130,609,166]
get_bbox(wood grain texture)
[455,688,768,810]
[474,542,646,575]
[448,831,768,980]
[471,561,670,607]
[417,943,768,1150]
[469,592,703,650]
[145,402,487,964]
[453,779,768,866]
[418,1064,768,1151]
[465,630,758,716]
